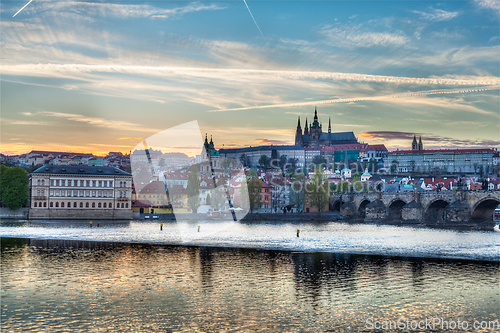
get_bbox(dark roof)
[32,165,131,176]
[219,145,304,154]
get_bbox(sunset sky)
[1,0,499,156]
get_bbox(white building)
[29,165,133,219]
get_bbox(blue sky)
[1,0,499,156]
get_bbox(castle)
[294,107,358,148]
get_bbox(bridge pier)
[401,200,423,224]
[330,190,499,230]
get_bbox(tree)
[158,158,166,168]
[247,177,263,213]
[210,186,227,211]
[352,172,362,182]
[368,157,377,173]
[312,155,327,168]
[307,168,329,214]
[0,166,29,211]
[289,174,304,212]
[278,155,287,170]
[247,169,258,178]
[258,155,270,168]
[187,166,200,213]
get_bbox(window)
[125,203,128,208]
[41,190,44,196]
[92,202,95,208]
[34,202,37,207]
[50,180,54,186]
[98,202,101,208]
[42,180,45,186]
[50,202,53,207]
[44,202,47,207]
[86,180,90,187]
[103,202,107,208]
[93,181,96,187]
[98,191,102,197]
[74,202,77,208]
[109,181,113,187]
[121,203,124,208]
[104,192,107,197]
[61,202,65,208]
[86,202,89,208]
[92,191,96,197]
[99,181,102,187]
[104,181,107,187]
[80,202,83,208]
[55,202,59,207]
[56,180,60,186]
[86,191,90,197]
[73,180,76,186]
[37,190,40,195]
[37,180,40,185]
[117,203,119,208]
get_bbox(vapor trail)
[243,0,263,36]
[13,0,33,17]
[207,86,500,112]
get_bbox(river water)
[1,220,499,332]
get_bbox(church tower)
[304,118,309,135]
[412,136,418,150]
[309,107,322,146]
[418,136,423,150]
[294,117,303,146]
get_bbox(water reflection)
[1,238,499,332]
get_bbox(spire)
[297,116,301,128]
[418,136,423,150]
[412,135,417,150]
[304,118,309,135]
[328,117,331,134]
[314,106,318,122]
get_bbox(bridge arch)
[358,199,370,219]
[387,199,407,220]
[330,200,341,212]
[471,198,500,222]
[424,199,450,222]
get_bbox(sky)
[1,0,499,157]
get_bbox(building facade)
[387,148,497,173]
[219,145,305,168]
[29,165,133,220]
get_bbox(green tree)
[307,168,329,214]
[352,172,362,182]
[187,166,200,213]
[0,166,29,211]
[247,169,258,178]
[158,158,166,168]
[247,177,263,213]
[210,186,227,211]
[368,157,377,173]
[312,155,327,167]
[289,174,304,212]
[258,155,270,168]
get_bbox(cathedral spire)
[297,116,301,128]
[314,106,318,122]
[412,135,417,150]
[328,117,331,134]
[304,118,309,135]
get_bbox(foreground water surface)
[1,237,499,332]
[1,220,500,261]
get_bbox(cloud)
[413,8,459,21]
[253,138,291,145]
[118,137,142,141]
[475,0,500,14]
[18,1,225,20]
[321,25,409,48]
[39,111,160,132]
[360,131,500,148]
[0,118,52,126]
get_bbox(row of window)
[41,190,128,198]
[36,179,129,188]
[33,201,129,208]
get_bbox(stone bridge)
[329,191,500,229]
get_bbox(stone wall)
[0,207,29,219]
[29,208,133,220]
